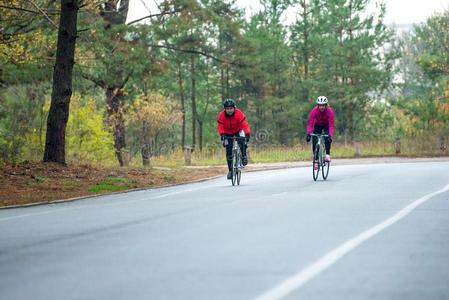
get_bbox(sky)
[127,0,449,26]
[375,0,448,24]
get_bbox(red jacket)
[217,108,251,136]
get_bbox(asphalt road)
[1,160,449,300]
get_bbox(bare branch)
[0,4,41,14]
[126,9,180,26]
[119,73,132,90]
[76,28,90,33]
[29,0,58,28]
[153,43,250,68]
[151,0,162,12]
[139,0,153,14]
[79,0,105,9]
[78,71,107,88]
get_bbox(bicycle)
[224,136,246,186]
[310,133,330,181]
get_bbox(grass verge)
[88,176,133,193]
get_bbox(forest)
[1,0,448,167]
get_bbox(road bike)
[310,133,330,181]
[225,136,246,186]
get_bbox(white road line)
[0,209,68,222]
[0,169,288,223]
[152,188,196,199]
[271,192,288,197]
[255,183,449,300]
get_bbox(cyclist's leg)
[312,138,318,160]
[237,137,245,155]
[323,126,331,155]
[237,137,248,165]
[312,125,322,161]
[321,126,331,162]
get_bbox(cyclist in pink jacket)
[306,96,334,169]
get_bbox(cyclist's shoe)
[313,163,318,171]
[242,156,248,166]
[325,154,331,162]
[227,171,232,180]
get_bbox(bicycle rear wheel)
[312,145,320,181]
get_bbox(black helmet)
[223,98,236,108]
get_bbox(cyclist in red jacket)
[306,96,334,170]
[217,99,251,179]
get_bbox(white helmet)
[316,96,328,105]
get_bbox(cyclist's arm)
[328,108,335,137]
[240,118,250,136]
[306,108,316,134]
[217,112,225,136]
[237,109,251,135]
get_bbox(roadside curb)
[2,156,448,209]
[0,174,223,210]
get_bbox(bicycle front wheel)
[237,152,242,185]
[322,153,330,180]
[322,160,330,180]
[231,150,238,186]
[312,145,320,181]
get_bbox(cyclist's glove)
[220,134,226,147]
[245,133,250,143]
[306,134,311,142]
[328,136,332,143]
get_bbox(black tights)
[224,135,247,171]
[312,125,331,160]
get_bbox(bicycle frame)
[310,133,330,181]
[225,136,246,186]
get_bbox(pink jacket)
[307,106,334,137]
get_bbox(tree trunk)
[106,86,126,166]
[221,67,225,101]
[198,119,203,151]
[177,61,186,149]
[226,66,230,99]
[197,62,212,152]
[141,120,150,167]
[301,0,309,100]
[219,35,225,101]
[101,0,130,27]
[190,54,197,151]
[43,0,79,164]
[100,0,130,166]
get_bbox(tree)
[290,0,323,102]
[290,0,396,141]
[396,9,449,136]
[43,0,80,164]
[79,0,180,166]
[127,93,181,166]
[66,95,115,163]
[77,0,131,166]
[1,0,58,86]
[0,0,52,64]
[154,0,244,150]
[237,0,294,144]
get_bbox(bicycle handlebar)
[309,133,329,137]
[223,136,247,140]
